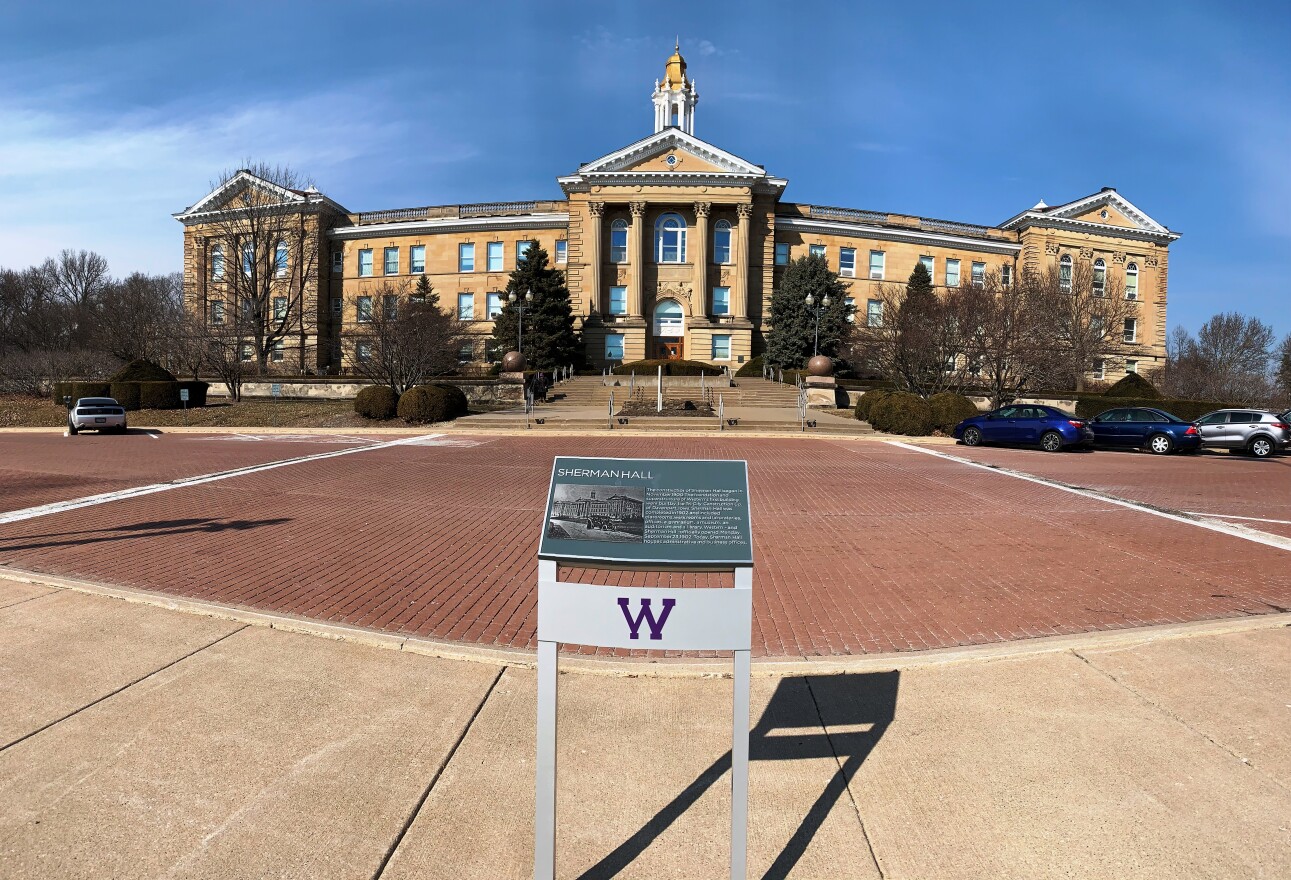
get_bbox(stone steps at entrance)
[546,376,805,409]
[456,404,872,435]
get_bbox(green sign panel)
[539,456,752,565]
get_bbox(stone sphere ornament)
[502,351,527,372]
[807,355,834,377]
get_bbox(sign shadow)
[575,669,899,880]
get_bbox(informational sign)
[270,383,282,397]
[534,456,753,880]
[179,388,190,402]
[539,456,752,566]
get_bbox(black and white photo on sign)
[546,484,646,544]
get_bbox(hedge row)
[53,380,208,410]
[395,384,469,424]
[1073,396,1228,421]
[617,358,722,377]
[354,385,399,420]
[856,390,978,436]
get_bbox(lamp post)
[508,288,533,355]
[805,292,832,356]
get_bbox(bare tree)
[201,163,320,374]
[1035,258,1138,391]
[959,271,1064,408]
[344,280,468,393]
[98,272,184,363]
[1275,333,1291,405]
[1166,313,1275,402]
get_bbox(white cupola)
[652,41,698,135]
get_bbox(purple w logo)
[617,597,675,640]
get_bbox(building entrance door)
[658,341,684,360]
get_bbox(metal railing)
[460,201,538,217]
[808,205,887,224]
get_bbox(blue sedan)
[953,404,1094,452]
[1087,406,1201,455]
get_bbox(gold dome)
[662,40,688,89]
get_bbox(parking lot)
[1,430,1289,658]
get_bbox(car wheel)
[68,422,78,436]
[1040,430,1063,452]
[1250,436,1274,458]
[962,426,983,447]
[1147,433,1174,455]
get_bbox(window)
[358,249,373,277]
[775,242,790,266]
[1059,254,1072,292]
[714,220,732,264]
[458,243,474,272]
[275,241,288,278]
[357,295,373,323]
[457,343,475,364]
[271,340,284,362]
[945,259,960,287]
[605,333,625,360]
[712,286,730,316]
[867,299,883,327]
[211,245,225,280]
[971,261,985,288]
[331,250,343,275]
[457,292,474,321]
[919,255,934,277]
[210,300,225,325]
[1123,317,1137,343]
[356,341,372,363]
[1092,358,1105,380]
[410,245,425,274]
[1125,359,1139,374]
[516,240,535,266]
[869,250,885,280]
[555,239,567,263]
[1001,265,1013,288]
[1091,315,1104,336]
[240,343,254,362]
[608,286,627,315]
[1125,262,1139,300]
[241,242,254,276]
[331,297,342,317]
[655,213,687,263]
[839,247,856,277]
[711,334,731,360]
[610,220,628,263]
[272,296,287,321]
[241,299,253,321]
[383,294,398,320]
[485,341,502,363]
[810,244,826,259]
[486,292,503,319]
[1093,258,1106,297]
[487,241,503,271]
[844,296,856,323]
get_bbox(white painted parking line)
[0,434,441,526]
[888,441,1291,553]
[1185,511,1291,526]
[220,433,379,445]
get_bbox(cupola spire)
[652,41,698,134]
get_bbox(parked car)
[1087,407,1201,455]
[953,404,1094,452]
[68,397,127,435]
[1194,409,1291,458]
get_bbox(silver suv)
[68,397,128,435]
[1195,409,1290,458]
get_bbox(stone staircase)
[548,375,805,409]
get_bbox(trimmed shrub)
[110,382,141,411]
[1074,396,1226,422]
[178,380,209,408]
[110,359,176,383]
[138,381,181,410]
[355,385,399,420]
[398,384,469,424]
[928,392,980,433]
[735,356,764,378]
[52,381,110,404]
[854,388,895,423]
[1104,372,1161,399]
[869,392,934,436]
[618,358,722,377]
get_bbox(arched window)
[210,245,224,280]
[713,219,732,264]
[655,213,687,263]
[242,241,255,277]
[274,240,289,278]
[1059,254,1072,293]
[1125,262,1139,300]
[653,299,684,336]
[610,219,628,263]
[1092,258,1106,297]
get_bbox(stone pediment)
[1000,188,1177,241]
[175,170,346,224]
[575,129,769,177]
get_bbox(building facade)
[176,46,1180,381]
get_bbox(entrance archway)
[653,299,684,359]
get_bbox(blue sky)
[1,1,1288,338]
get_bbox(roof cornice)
[328,213,570,239]
[1002,213,1180,244]
[775,216,1022,256]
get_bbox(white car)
[68,397,128,435]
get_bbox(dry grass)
[0,395,389,429]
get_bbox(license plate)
[94,418,106,424]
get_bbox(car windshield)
[1148,410,1186,423]
[77,398,118,407]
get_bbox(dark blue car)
[1087,406,1201,455]
[953,404,1094,452]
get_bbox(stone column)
[628,201,647,317]
[734,203,752,318]
[692,202,710,315]
[586,201,604,314]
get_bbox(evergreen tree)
[490,245,580,370]
[765,253,852,368]
[412,273,438,307]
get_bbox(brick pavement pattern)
[1,433,1290,657]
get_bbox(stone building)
[176,44,1180,381]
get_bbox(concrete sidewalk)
[1,580,1288,879]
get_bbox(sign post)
[535,456,754,880]
[179,387,189,427]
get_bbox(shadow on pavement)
[0,517,292,554]
[577,670,899,880]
